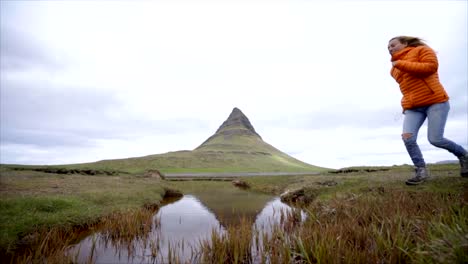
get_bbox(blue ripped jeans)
[402,101,467,168]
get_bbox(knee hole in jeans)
[402,133,413,140]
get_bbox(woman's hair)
[390,36,427,47]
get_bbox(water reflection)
[70,194,304,263]
[184,186,275,227]
[255,197,307,234]
[151,195,223,261]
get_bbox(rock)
[163,188,183,198]
[144,169,166,180]
[82,169,97,175]
[232,179,250,189]
[315,180,338,186]
[280,187,318,204]
[215,108,261,138]
[195,107,262,149]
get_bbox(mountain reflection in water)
[70,194,304,263]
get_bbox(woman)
[388,36,468,185]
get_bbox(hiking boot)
[460,154,468,177]
[405,167,429,185]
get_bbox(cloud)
[0,78,210,148]
[0,0,466,168]
[0,24,65,72]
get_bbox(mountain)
[196,107,262,151]
[188,107,324,172]
[434,160,458,165]
[28,108,328,174]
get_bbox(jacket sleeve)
[393,47,438,76]
[390,67,402,82]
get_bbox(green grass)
[33,151,327,174]
[0,197,88,252]
[196,179,468,264]
[1,133,329,175]
[1,163,466,263]
[243,163,465,199]
[0,167,166,256]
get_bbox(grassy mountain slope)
[4,108,328,174]
[86,108,326,174]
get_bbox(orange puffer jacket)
[391,45,449,111]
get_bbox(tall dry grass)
[7,187,467,264]
[195,187,467,264]
[8,207,159,264]
[199,216,254,263]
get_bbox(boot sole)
[405,179,427,185]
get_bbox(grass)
[195,183,467,264]
[199,216,254,263]
[1,163,467,263]
[1,132,329,174]
[82,149,327,174]
[0,166,166,260]
[3,150,328,175]
[167,163,467,263]
[243,164,465,199]
[10,207,161,264]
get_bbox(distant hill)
[4,108,328,174]
[434,160,458,165]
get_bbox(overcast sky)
[1,0,467,169]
